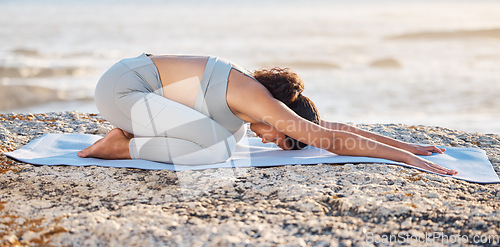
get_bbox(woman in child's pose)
[78,53,457,175]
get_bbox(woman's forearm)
[327,130,412,163]
[320,120,408,149]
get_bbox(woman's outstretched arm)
[228,74,457,175]
[325,130,456,175]
[319,120,446,156]
[282,113,456,175]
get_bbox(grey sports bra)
[194,56,248,138]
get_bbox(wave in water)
[368,58,402,68]
[0,66,94,78]
[262,60,341,69]
[11,48,41,57]
[11,48,99,58]
[388,28,500,40]
[0,85,92,110]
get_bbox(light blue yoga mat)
[4,133,499,184]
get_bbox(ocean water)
[1,0,499,134]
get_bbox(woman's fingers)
[428,146,445,154]
[424,162,446,174]
[409,156,458,175]
[417,145,446,155]
[418,149,433,156]
[429,162,458,175]
[427,162,450,174]
[407,146,457,175]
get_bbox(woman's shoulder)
[227,67,269,96]
[226,68,275,123]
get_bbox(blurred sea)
[1,0,499,133]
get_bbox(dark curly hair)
[253,67,320,150]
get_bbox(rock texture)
[0,112,499,246]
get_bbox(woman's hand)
[403,144,446,156]
[405,155,458,175]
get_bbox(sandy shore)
[1,112,499,246]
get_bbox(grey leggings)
[94,53,245,165]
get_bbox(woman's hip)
[95,53,162,98]
[94,53,163,131]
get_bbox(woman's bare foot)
[78,128,132,159]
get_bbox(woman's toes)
[77,149,87,157]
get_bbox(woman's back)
[149,54,258,123]
[149,55,209,109]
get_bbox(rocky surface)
[0,112,499,246]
